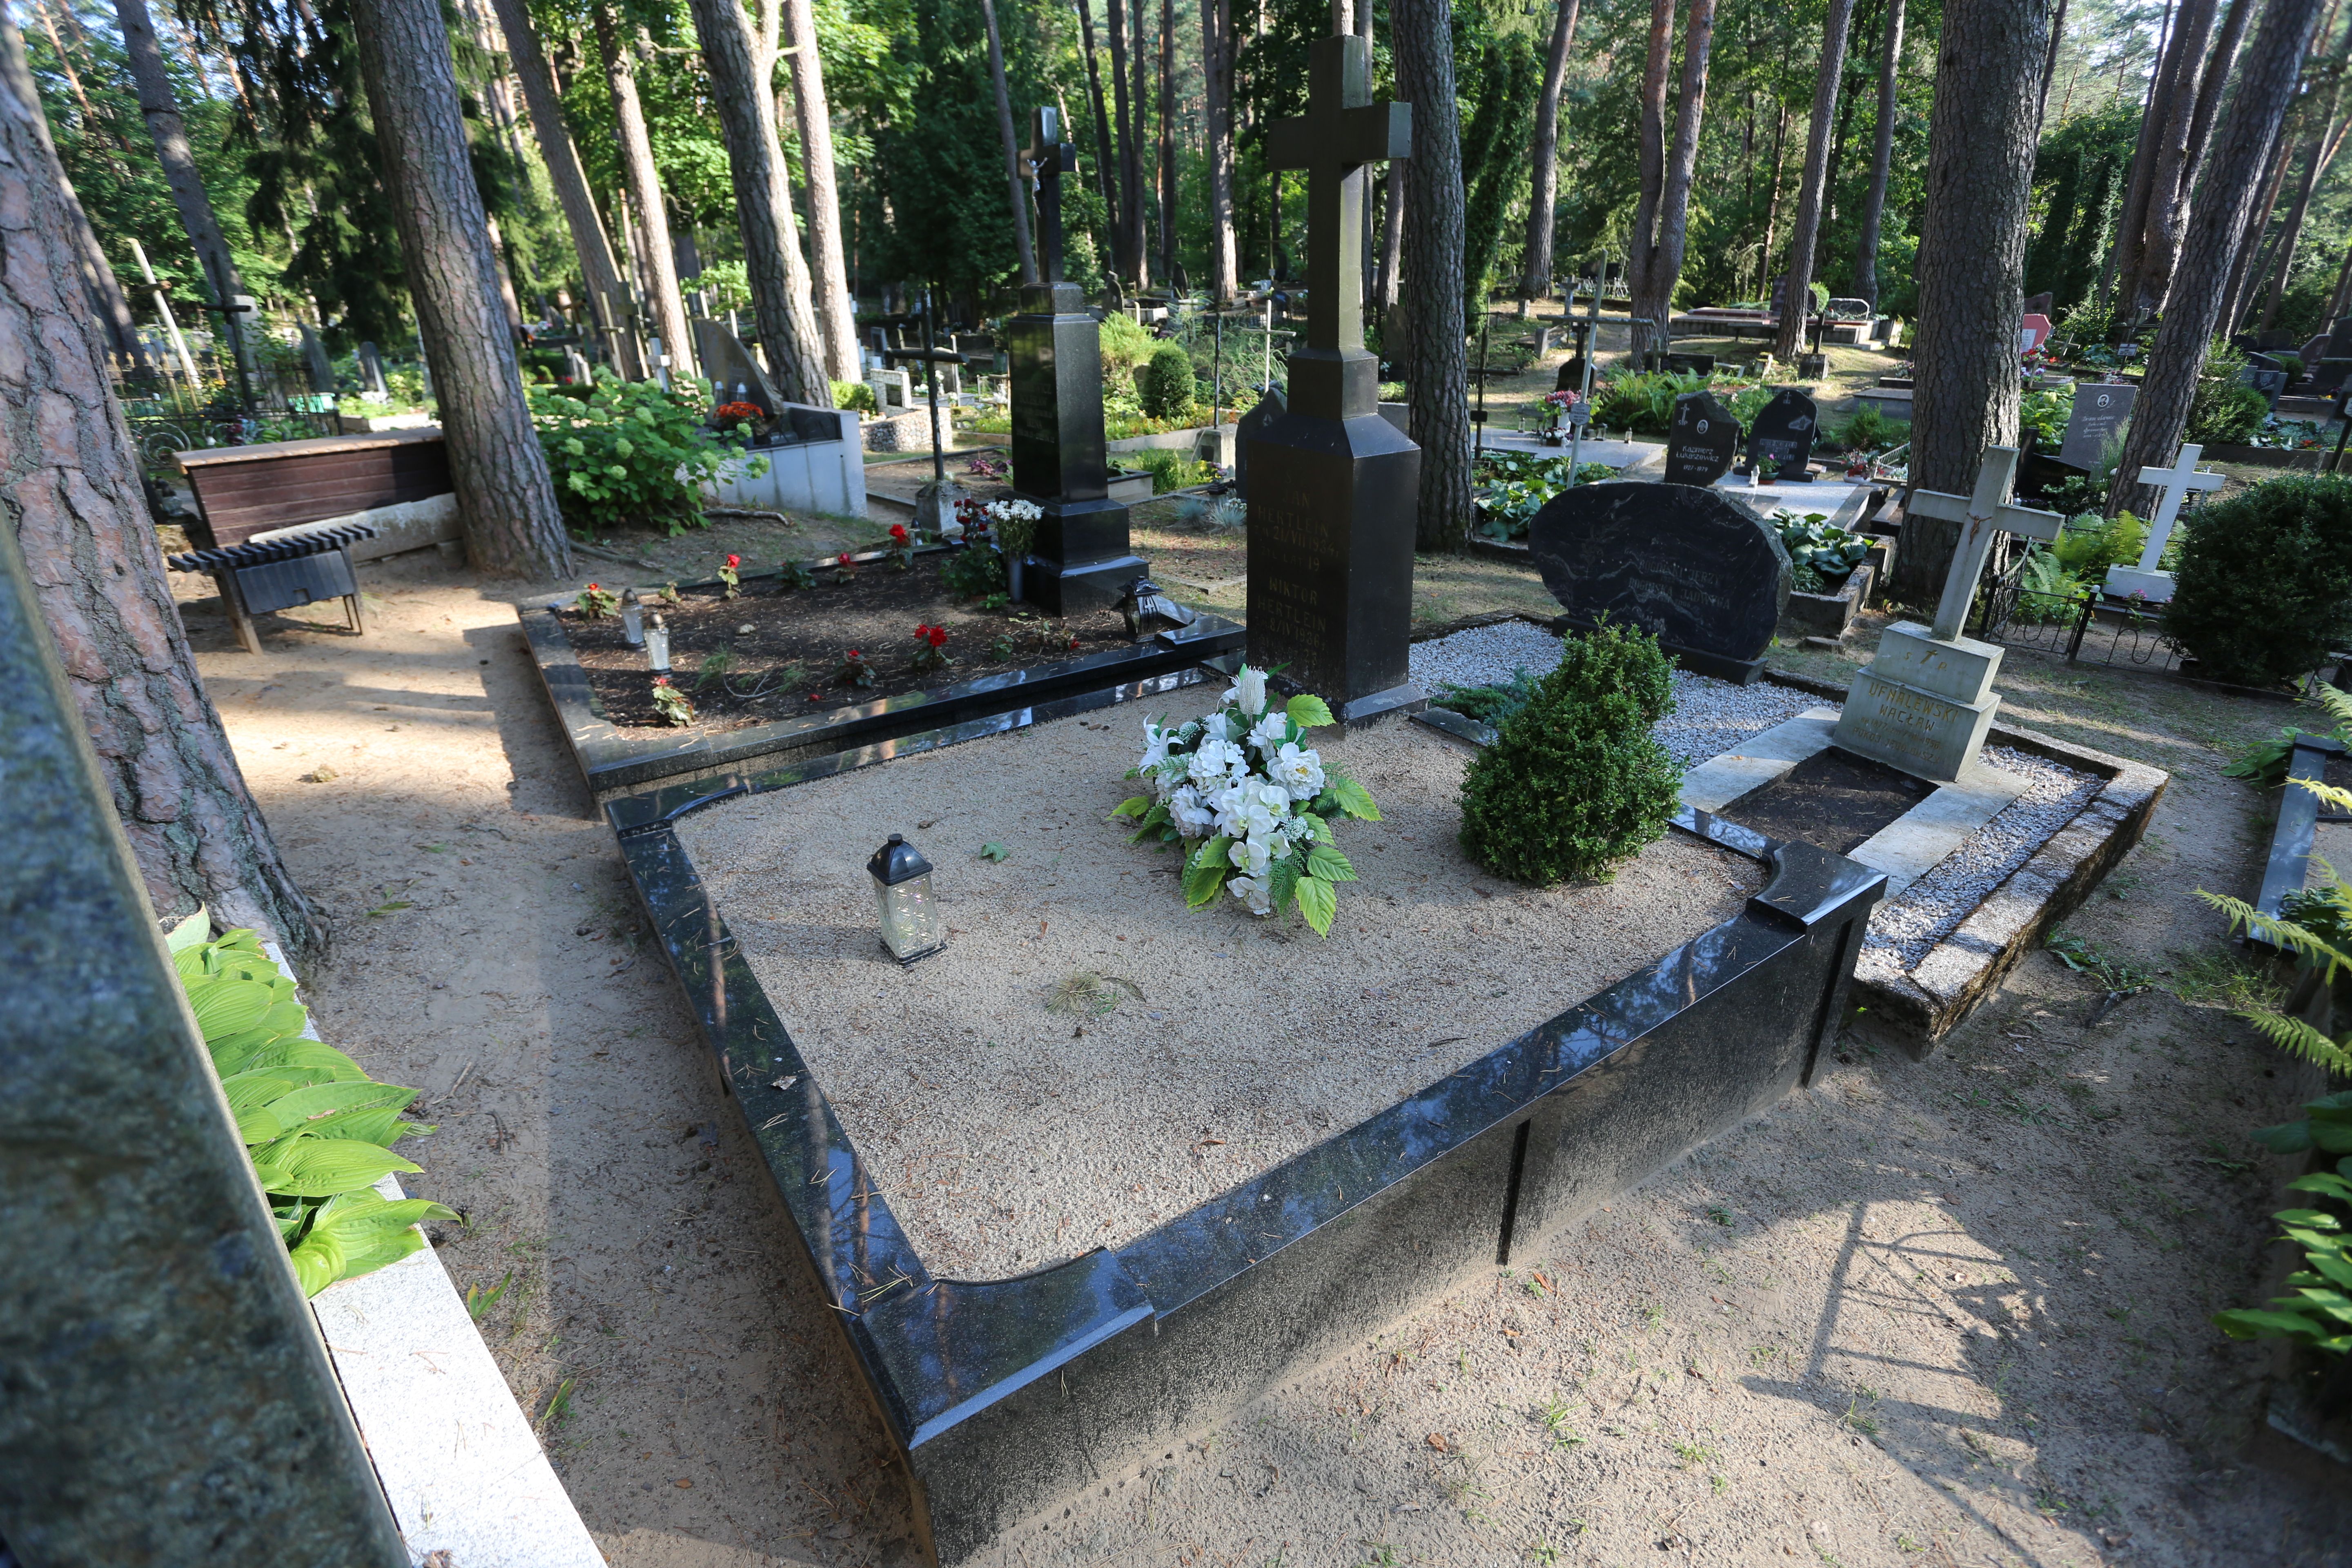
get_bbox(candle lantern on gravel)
[867,833,946,964]
[644,612,670,672]
[621,587,644,646]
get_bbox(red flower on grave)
[587,582,600,591]
[913,623,948,648]
[849,649,862,658]
[653,675,672,687]
[715,401,762,423]
[890,523,910,544]
[726,554,740,569]
[837,552,853,566]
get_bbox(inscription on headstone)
[1663,392,1740,488]
[2058,382,2136,471]
[1746,388,1818,481]
[1526,481,1792,682]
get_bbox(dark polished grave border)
[2253,732,2348,940]
[608,689,1886,1563]
[518,547,1245,803]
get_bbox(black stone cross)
[1024,107,1079,286]
[1265,33,1409,419]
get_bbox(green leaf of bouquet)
[1294,875,1337,936]
[1306,844,1359,883]
[1184,837,1233,907]
[1330,774,1382,820]
[1285,693,1335,729]
[1109,795,1153,820]
[1269,856,1302,914]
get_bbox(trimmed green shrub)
[528,370,760,537]
[1458,621,1683,884]
[1139,342,1198,420]
[2164,474,2352,688]
[832,378,879,414]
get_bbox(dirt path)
[177,541,2350,1568]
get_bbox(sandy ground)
[174,516,2352,1566]
[677,686,1757,1278]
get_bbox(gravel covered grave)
[674,684,1764,1281]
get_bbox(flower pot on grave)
[1007,557,1028,603]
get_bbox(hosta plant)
[170,912,453,1296]
[1111,665,1380,935]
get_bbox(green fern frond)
[2295,777,2352,816]
[2239,1009,2352,1075]
[2198,886,2352,978]
[2309,681,2352,733]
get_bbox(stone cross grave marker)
[2104,443,2223,604]
[1829,447,2062,782]
[1003,105,1143,613]
[1245,27,1419,726]
[1526,481,1791,684]
[1664,392,1739,487]
[2057,382,2135,470]
[1747,388,1818,481]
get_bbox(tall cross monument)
[1244,28,1420,725]
[1006,105,1144,613]
[2104,443,2223,603]
[1831,447,2063,782]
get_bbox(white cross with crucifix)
[1904,446,2065,642]
[2105,443,2223,602]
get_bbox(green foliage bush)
[1140,342,1198,421]
[1458,621,1683,884]
[941,542,1007,597]
[1125,447,1212,493]
[529,370,760,537]
[1098,312,1157,385]
[2164,474,2352,688]
[833,379,878,414]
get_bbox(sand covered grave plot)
[674,685,1766,1281]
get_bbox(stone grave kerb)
[1244,29,1423,726]
[1829,447,2064,783]
[2103,443,2222,604]
[1004,104,1145,615]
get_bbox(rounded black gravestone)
[1527,481,1792,680]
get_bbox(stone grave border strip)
[2252,732,2348,939]
[606,699,1886,1562]
[518,552,1245,801]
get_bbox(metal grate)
[166,521,377,575]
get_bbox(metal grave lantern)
[867,833,946,964]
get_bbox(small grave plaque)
[2058,382,2136,471]
[1526,481,1791,682]
[1824,298,1873,322]
[1234,385,1286,497]
[1747,388,1819,481]
[2240,366,2288,409]
[1663,392,1740,488]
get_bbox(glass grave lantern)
[620,587,644,646]
[644,612,670,672]
[866,833,946,964]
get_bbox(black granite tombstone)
[1233,385,1285,497]
[2300,334,2330,376]
[1005,107,1146,614]
[1245,28,1419,726]
[1527,481,1792,683]
[1663,392,1740,487]
[1747,388,1818,481]
[2241,366,2289,409]
[693,318,785,416]
[1555,356,1586,392]
[2317,359,2352,393]
[357,341,388,399]
[2058,381,2136,470]
[1824,297,1873,322]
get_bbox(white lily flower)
[1139,720,1175,771]
[1228,873,1274,916]
[1227,836,1274,877]
[1247,711,1290,753]
[1225,665,1269,717]
[1269,742,1327,801]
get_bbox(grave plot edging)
[608,726,1884,1564]
[2252,733,2348,932]
[518,580,1245,804]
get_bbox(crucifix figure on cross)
[1024,107,1080,287]
[1903,445,2065,642]
[2105,443,2223,604]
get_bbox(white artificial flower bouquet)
[1109,664,1381,935]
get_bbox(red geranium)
[913,623,948,648]
[726,553,740,568]
[837,552,853,566]
[715,401,763,423]
[890,523,910,543]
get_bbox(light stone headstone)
[1830,448,2063,783]
[867,367,913,409]
[2103,443,2223,604]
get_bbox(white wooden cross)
[1904,445,2065,641]
[2122,442,2223,577]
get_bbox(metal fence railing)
[1971,553,2188,676]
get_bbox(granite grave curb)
[605,693,1885,1562]
[517,545,1246,804]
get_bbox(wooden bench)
[170,429,453,653]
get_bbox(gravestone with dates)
[1663,392,1740,487]
[1243,24,1419,725]
[1526,481,1791,683]
[2058,382,2136,470]
[1746,388,1819,481]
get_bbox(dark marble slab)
[1664,392,1739,487]
[609,706,1885,1560]
[2254,732,2348,935]
[2058,382,2137,470]
[1526,480,1792,683]
[1748,388,1818,481]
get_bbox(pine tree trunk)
[1131,0,1153,287]
[350,0,572,579]
[2221,132,2296,336]
[111,0,240,315]
[1629,0,1719,361]
[1107,0,1143,285]
[1376,161,1405,310]
[1078,0,1122,244]
[484,0,640,378]
[2260,123,2344,328]
[684,0,830,404]
[1627,0,1675,356]
[1204,0,1238,299]
[1159,0,1176,284]
[2036,0,2069,128]
[2114,0,2323,516]
[778,0,858,382]
[1774,0,1859,358]
[1853,0,1906,308]
[0,19,314,953]
[977,0,1037,285]
[1395,0,1472,552]
[1898,0,2051,601]
[2132,0,2223,315]
[594,9,697,382]
[2107,0,2186,321]
[1521,0,1580,298]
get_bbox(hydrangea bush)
[1112,666,1381,935]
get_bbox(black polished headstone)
[2300,333,2330,376]
[1663,392,1740,487]
[2241,366,2288,409]
[1232,386,1285,497]
[1006,106,1145,614]
[1663,352,1715,376]
[1747,388,1818,480]
[2058,381,2136,470]
[1247,29,1418,726]
[1555,356,1586,393]
[693,318,785,415]
[1527,481,1791,682]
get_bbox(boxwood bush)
[1139,341,1198,421]
[1458,621,1683,884]
[2163,474,2352,688]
